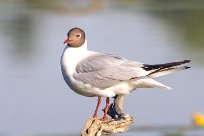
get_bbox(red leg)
[100,97,110,121]
[93,96,102,118]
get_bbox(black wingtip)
[143,60,191,71]
[183,60,191,64]
[185,66,191,69]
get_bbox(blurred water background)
[0,0,204,136]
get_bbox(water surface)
[0,1,204,136]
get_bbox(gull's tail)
[137,60,191,90]
[143,60,191,78]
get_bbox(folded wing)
[73,53,147,89]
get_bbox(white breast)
[61,40,99,96]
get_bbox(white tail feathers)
[133,60,190,90]
[135,78,172,90]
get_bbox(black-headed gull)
[61,27,190,121]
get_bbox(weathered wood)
[106,95,125,119]
[81,96,133,135]
[81,114,134,136]
[114,95,124,116]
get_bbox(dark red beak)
[63,38,72,44]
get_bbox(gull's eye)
[76,33,81,38]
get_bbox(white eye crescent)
[76,33,81,38]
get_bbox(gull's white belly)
[62,71,116,97]
[62,69,137,97]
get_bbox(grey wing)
[73,53,148,89]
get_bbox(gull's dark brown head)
[64,27,85,48]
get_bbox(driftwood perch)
[81,114,134,136]
[81,96,134,136]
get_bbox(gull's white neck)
[61,40,93,76]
